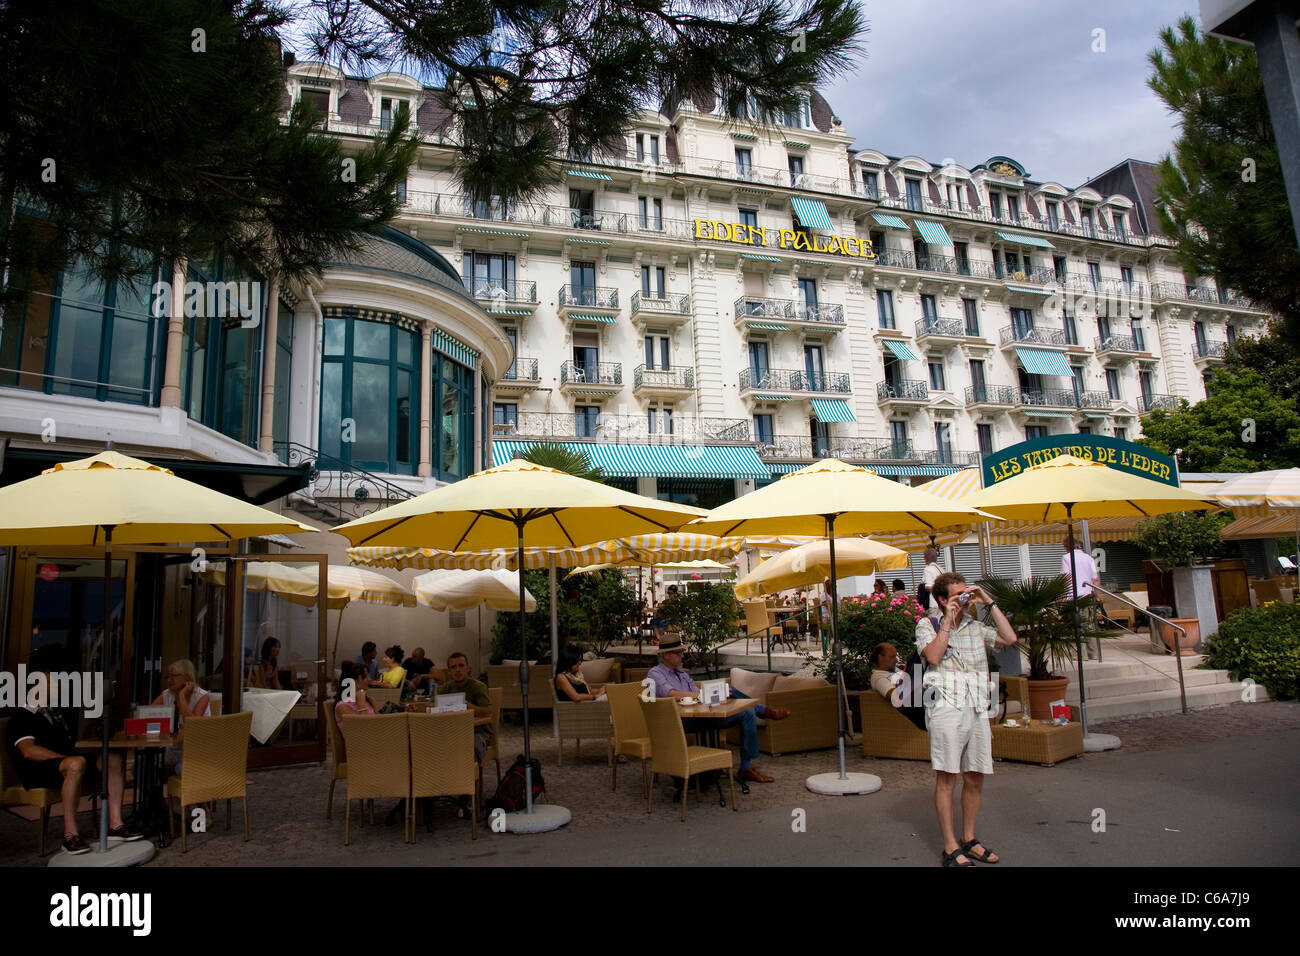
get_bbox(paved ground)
[2,700,1297,867]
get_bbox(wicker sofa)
[722,668,838,755]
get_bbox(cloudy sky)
[824,0,1199,187]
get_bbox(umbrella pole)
[550,564,558,740]
[826,516,848,781]
[99,525,115,854]
[515,519,534,814]
[1066,507,1090,736]
[330,607,346,678]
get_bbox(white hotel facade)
[0,63,1274,515]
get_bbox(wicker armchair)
[165,711,254,852]
[340,713,411,845]
[606,682,652,796]
[741,600,783,653]
[325,700,347,819]
[551,675,613,766]
[723,669,838,755]
[860,690,932,761]
[409,711,477,841]
[364,686,402,711]
[0,716,60,856]
[640,699,736,821]
[623,666,652,687]
[486,664,554,712]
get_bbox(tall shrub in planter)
[1204,602,1300,700]
[657,583,741,672]
[807,591,927,690]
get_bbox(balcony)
[559,360,622,398]
[997,266,1058,286]
[493,357,540,393]
[403,191,698,240]
[630,291,692,329]
[1016,387,1079,410]
[999,325,1068,349]
[464,278,539,316]
[557,286,619,325]
[1140,394,1182,414]
[695,159,847,195]
[502,411,749,444]
[633,364,694,398]
[1194,340,1228,366]
[1095,335,1146,361]
[877,379,929,409]
[915,315,967,347]
[965,385,1017,410]
[918,448,983,467]
[836,438,919,461]
[733,296,846,333]
[739,368,852,397]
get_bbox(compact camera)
[956,591,973,606]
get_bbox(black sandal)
[960,838,999,863]
[942,848,975,867]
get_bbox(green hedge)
[1203,602,1300,701]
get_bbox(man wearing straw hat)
[647,637,790,783]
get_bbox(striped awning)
[872,213,909,229]
[790,197,835,231]
[1014,347,1073,376]
[868,465,972,477]
[491,441,771,479]
[459,227,529,238]
[883,339,920,361]
[566,237,612,245]
[566,169,612,181]
[996,231,1055,249]
[489,308,532,316]
[747,322,788,331]
[569,313,617,324]
[810,398,856,422]
[1083,411,1111,419]
[1022,410,1074,419]
[741,253,781,262]
[784,140,811,150]
[431,328,478,368]
[1006,285,1054,295]
[914,220,954,246]
[753,394,792,402]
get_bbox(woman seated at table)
[375,645,406,691]
[333,662,377,732]
[247,637,282,689]
[151,658,210,775]
[554,646,606,702]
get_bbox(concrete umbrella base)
[502,803,572,833]
[48,840,156,867]
[1084,733,1122,752]
[805,772,883,795]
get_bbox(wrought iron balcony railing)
[1017,388,1080,408]
[633,365,694,389]
[739,368,852,393]
[558,286,619,310]
[1000,325,1067,347]
[733,296,845,325]
[918,448,983,466]
[630,291,691,315]
[1196,341,1228,359]
[917,315,966,339]
[965,385,1017,406]
[503,412,748,443]
[560,361,621,386]
[1141,394,1182,413]
[1095,335,1141,354]
[463,278,538,304]
[877,379,929,400]
[500,357,539,381]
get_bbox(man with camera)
[916,572,1018,866]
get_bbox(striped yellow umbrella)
[347,542,633,571]
[873,468,983,551]
[735,537,910,599]
[413,568,537,612]
[1215,469,1300,564]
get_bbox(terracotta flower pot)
[1160,617,1200,655]
[1026,677,1070,720]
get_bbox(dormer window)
[299,86,331,126]
[780,97,811,129]
[380,97,408,131]
[989,191,1003,220]
[1006,193,1020,222]
[636,133,660,165]
[1115,212,1127,239]
[1046,201,1060,229]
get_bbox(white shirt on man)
[1061,549,1099,598]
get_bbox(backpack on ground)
[486,754,546,815]
[894,650,929,731]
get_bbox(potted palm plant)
[981,575,1092,719]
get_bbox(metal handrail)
[1090,584,1189,715]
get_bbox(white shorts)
[925,702,993,774]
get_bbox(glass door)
[748,340,770,386]
[810,417,830,457]
[803,344,824,391]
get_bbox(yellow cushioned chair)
[606,682,652,797]
[408,711,477,841]
[640,699,736,821]
[166,711,254,853]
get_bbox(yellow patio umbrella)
[686,459,996,794]
[333,459,704,822]
[1215,469,1300,570]
[346,541,632,571]
[413,568,538,612]
[734,537,910,599]
[965,454,1221,734]
[0,449,313,854]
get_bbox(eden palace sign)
[693,220,876,260]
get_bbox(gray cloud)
[825,0,1196,186]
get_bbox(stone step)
[1076,682,1272,722]
[1062,669,1229,702]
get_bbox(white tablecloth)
[241,688,302,743]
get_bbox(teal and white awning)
[489,308,532,316]
[1006,285,1054,295]
[431,328,478,368]
[1022,410,1074,419]
[996,231,1055,249]
[747,322,788,331]
[872,213,909,229]
[568,313,617,324]
[740,253,780,262]
[1083,411,1112,419]
[753,394,793,402]
[459,227,529,238]
[1014,347,1073,376]
[914,220,954,246]
[565,169,612,181]
[492,441,770,479]
[810,398,856,422]
[769,462,967,478]
[790,197,835,231]
[566,237,612,246]
[883,339,920,361]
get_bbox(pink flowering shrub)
[809,590,927,689]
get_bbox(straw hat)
[657,637,687,654]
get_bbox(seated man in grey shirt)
[646,637,789,783]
